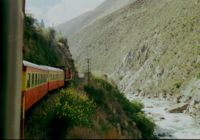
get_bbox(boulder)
[167,103,189,113]
[160,117,165,120]
[146,106,153,108]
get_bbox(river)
[126,94,200,139]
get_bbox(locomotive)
[22,60,73,111]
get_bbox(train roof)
[23,60,48,70]
[39,65,63,72]
[23,60,63,72]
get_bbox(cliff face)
[57,38,76,70]
[64,0,200,118]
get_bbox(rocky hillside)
[67,0,200,119]
[55,0,131,37]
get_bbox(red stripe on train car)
[24,83,48,111]
[58,80,64,88]
[48,80,64,91]
[48,81,59,91]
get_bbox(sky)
[26,0,105,27]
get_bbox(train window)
[40,74,42,84]
[41,74,43,83]
[32,73,34,87]
[35,73,37,86]
[37,74,39,85]
[41,74,42,83]
[27,73,31,88]
[46,74,48,82]
[39,74,41,84]
[44,74,46,83]
[41,74,44,83]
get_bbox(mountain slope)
[55,0,131,37]
[68,0,200,118]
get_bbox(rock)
[167,103,189,113]
[158,133,166,137]
[176,95,182,103]
[146,106,153,108]
[160,117,165,120]
[162,92,167,99]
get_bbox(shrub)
[55,89,96,127]
[115,92,143,115]
[84,86,104,105]
[84,77,155,139]
[174,82,182,89]
[132,112,155,139]
[197,73,200,79]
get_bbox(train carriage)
[40,66,65,91]
[22,61,67,111]
[22,61,49,111]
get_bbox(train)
[22,60,73,111]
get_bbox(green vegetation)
[84,78,155,139]
[24,15,62,66]
[25,77,155,139]
[197,73,200,79]
[55,89,96,127]
[25,88,96,138]
[174,81,182,89]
